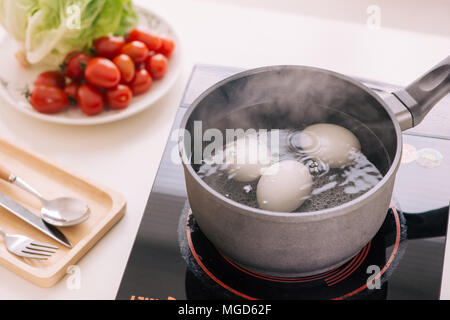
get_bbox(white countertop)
[0,0,449,299]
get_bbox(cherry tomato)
[63,50,82,65]
[121,41,149,64]
[158,38,175,57]
[146,53,168,80]
[127,27,162,51]
[130,69,153,95]
[77,84,104,116]
[112,54,135,83]
[84,57,121,88]
[106,84,133,110]
[137,51,157,70]
[64,82,79,104]
[34,71,66,89]
[93,36,125,59]
[29,85,68,114]
[64,52,92,81]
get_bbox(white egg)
[224,135,272,182]
[257,160,313,212]
[298,123,361,168]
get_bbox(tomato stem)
[23,88,31,101]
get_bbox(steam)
[182,66,395,174]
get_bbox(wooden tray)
[0,138,126,287]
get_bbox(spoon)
[0,165,90,227]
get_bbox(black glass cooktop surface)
[116,65,450,300]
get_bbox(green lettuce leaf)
[0,0,138,66]
[115,0,138,36]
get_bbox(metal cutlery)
[0,227,58,260]
[0,192,72,248]
[0,164,90,227]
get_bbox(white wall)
[205,0,450,37]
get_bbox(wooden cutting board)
[0,138,126,287]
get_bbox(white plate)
[0,6,182,125]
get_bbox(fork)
[0,228,58,260]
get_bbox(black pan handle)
[380,206,449,243]
[404,206,449,240]
[393,56,450,127]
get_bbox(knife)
[0,192,72,248]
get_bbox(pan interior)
[183,67,398,212]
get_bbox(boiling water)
[195,105,388,213]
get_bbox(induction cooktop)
[116,65,450,300]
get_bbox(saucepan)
[179,56,450,276]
